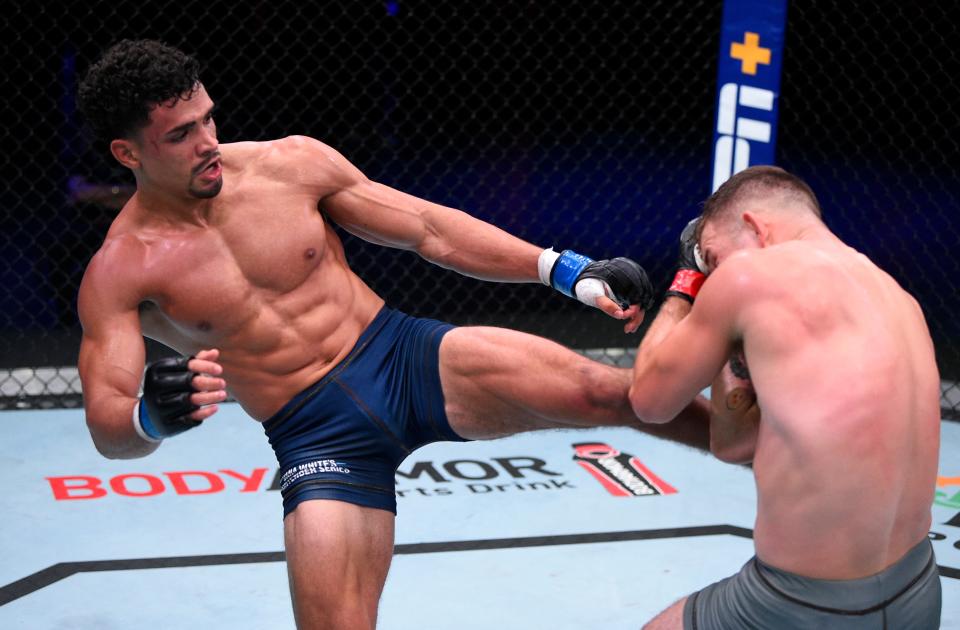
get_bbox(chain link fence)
[2,2,958,418]
[777,2,960,418]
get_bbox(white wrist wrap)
[538,248,561,286]
[131,398,163,443]
[574,278,610,308]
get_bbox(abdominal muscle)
[218,289,384,421]
[142,249,386,421]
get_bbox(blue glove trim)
[137,398,164,441]
[551,250,594,298]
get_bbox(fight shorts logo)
[279,459,351,493]
[572,442,676,497]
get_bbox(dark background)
[1,1,958,415]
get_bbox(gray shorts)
[683,538,941,629]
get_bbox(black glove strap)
[577,257,655,311]
[664,290,695,304]
[142,356,201,438]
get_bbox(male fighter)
[75,40,709,629]
[630,165,942,628]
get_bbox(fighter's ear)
[110,138,140,170]
[741,210,770,247]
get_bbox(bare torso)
[741,240,940,578]
[101,140,384,420]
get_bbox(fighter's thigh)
[283,500,395,630]
[438,326,629,439]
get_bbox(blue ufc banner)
[711,0,788,192]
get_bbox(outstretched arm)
[289,136,652,330]
[329,174,543,283]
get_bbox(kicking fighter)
[76,40,709,629]
[630,165,942,629]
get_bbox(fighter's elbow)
[86,419,155,460]
[416,234,456,270]
[87,429,125,460]
[710,440,755,465]
[628,384,672,424]
[93,441,127,460]
[92,437,156,460]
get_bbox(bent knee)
[576,361,630,416]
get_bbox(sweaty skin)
[84,137,389,421]
[78,88,651,432]
[79,83,710,630]
[632,228,940,581]
[736,240,940,579]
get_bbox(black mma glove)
[538,248,655,312]
[132,356,201,442]
[664,218,707,303]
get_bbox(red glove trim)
[668,269,706,300]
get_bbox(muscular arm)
[625,296,753,452]
[709,359,760,464]
[634,296,692,366]
[77,253,156,459]
[629,256,753,423]
[293,137,543,282]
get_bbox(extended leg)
[439,326,709,450]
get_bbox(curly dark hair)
[78,39,201,143]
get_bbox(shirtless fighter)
[75,40,709,629]
[629,165,942,628]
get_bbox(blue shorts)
[262,307,468,516]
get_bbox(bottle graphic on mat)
[572,442,677,497]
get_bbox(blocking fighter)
[76,40,710,629]
[630,166,942,629]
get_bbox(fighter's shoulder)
[228,135,338,162]
[219,139,281,171]
[79,232,148,311]
[226,136,354,183]
[720,245,849,316]
[86,231,147,283]
[704,248,780,296]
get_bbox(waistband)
[753,538,936,615]
[262,306,393,435]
